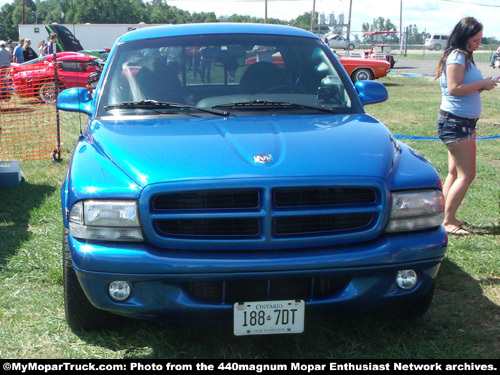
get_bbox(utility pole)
[311,0,316,32]
[400,0,403,53]
[346,0,352,41]
[265,0,267,24]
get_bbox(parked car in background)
[338,54,392,82]
[425,34,449,51]
[246,52,391,83]
[56,23,446,334]
[10,52,82,71]
[326,34,357,50]
[12,53,102,103]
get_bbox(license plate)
[233,300,305,336]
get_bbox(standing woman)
[436,17,497,235]
[22,39,38,62]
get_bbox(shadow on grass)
[71,259,500,359]
[0,182,56,267]
[467,224,500,236]
[379,82,402,87]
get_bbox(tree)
[290,12,312,31]
[65,0,146,24]
[362,17,398,44]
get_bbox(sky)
[1,0,499,39]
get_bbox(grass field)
[0,74,499,359]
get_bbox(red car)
[337,55,391,83]
[246,52,390,84]
[11,52,101,103]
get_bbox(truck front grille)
[147,184,382,247]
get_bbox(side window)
[59,61,82,72]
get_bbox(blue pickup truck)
[57,23,447,334]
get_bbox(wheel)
[63,228,122,331]
[434,44,441,51]
[39,82,64,104]
[351,68,373,83]
[347,44,355,51]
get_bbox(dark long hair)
[436,17,483,78]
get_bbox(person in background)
[490,45,500,67]
[38,39,46,56]
[22,39,38,62]
[45,33,58,55]
[7,40,14,61]
[0,40,11,69]
[435,17,497,236]
[13,38,24,63]
[0,40,11,96]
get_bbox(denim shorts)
[436,113,477,144]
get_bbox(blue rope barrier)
[394,134,500,141]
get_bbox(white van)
[425,34,448,51]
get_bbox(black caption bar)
[1,360,498,374]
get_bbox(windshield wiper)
[212,100,338,113]
[104,100,229,116]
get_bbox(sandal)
[445,225,471,236]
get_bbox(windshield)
[97,33,358,116]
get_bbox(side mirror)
[355,80,388,105]
[56,87,92,116]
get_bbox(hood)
[88,114,397,187]
[46,24,84,52]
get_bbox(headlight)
[68,200,144,242]
[386,189,444,233]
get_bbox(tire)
[39,82,64,104]
[63,228,122,331]
[434,44,441,51]
[347,44,355,51]
[351,68,373,83]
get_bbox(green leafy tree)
[0,2,17,39]
[290,12,312,31]
[66,0,146,24]
[144,0,190,24]
[362,17,398,43]
[191,12,218,24]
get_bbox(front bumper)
[69,227,447,321]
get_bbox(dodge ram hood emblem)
[253,154,272,164]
